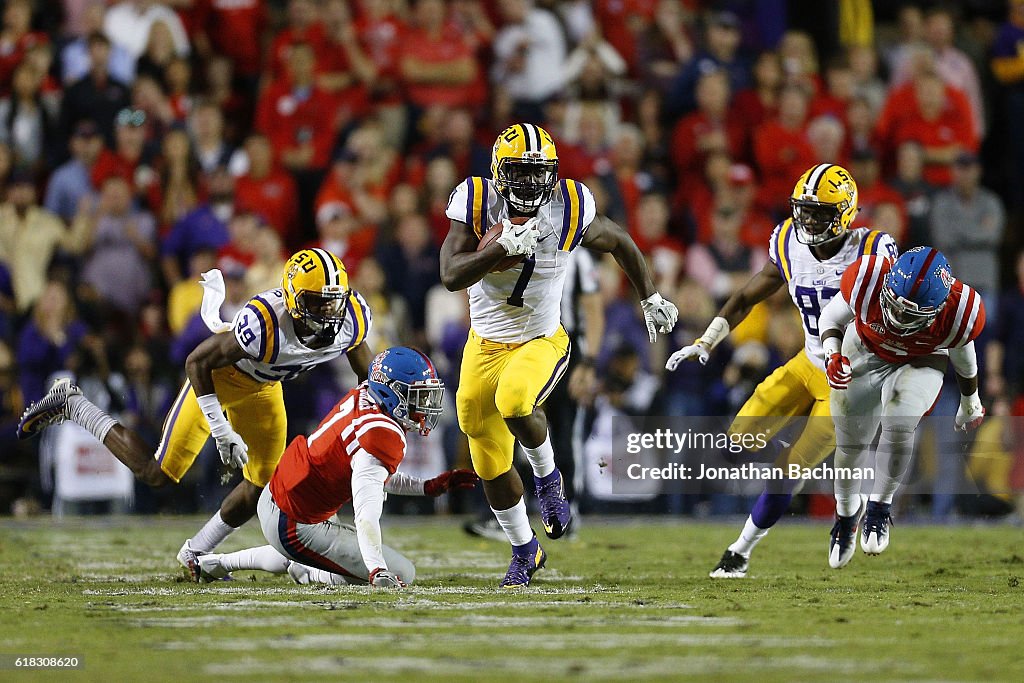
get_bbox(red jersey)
[269,386,406,524]
[840,255,985,363]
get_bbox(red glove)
[424,469,479,497]
[826,352,852,390]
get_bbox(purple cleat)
[535,468,572,539]
[500,535,546,588]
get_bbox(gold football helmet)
[789,163,858,245]
[281,248,350,335]
[491,123,559,213]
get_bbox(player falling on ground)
[441,123,678,587]
[196,346,477,587]
[819,247,985,568]
[18,248,376,580]
[666,163,897,578]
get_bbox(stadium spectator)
[191,0,267,86]
[666,10,748,116]
[597,123,653,232]
[376,213,440,341]
[847,44,886,114]
[318,0,374,100]
[631,192,684,295]
[215,209,262,273]
[60,1,135,86]
[843,95,878,160]
[266,0,327,83]
[59,32,131,148]
[778,30,821,94]
[77,174,157,317]
[892,6,984,140]
[0,171,89,313]
[160,164,233,285]
[752,85,815,217]
[311,200,369,274]
[352,255,407,352]
[243,226,286,294]
[188,102,236,177]
[0,0,47,93]
[401,0,481,116]
[685,198,767,305]
[151,126,198,230]
[352,0,408,148]
[928,152,1005,301]
[255,41,337,230]
[635,0,694,96]
[201,56,247,143]
[986,251,1024,400]
[0,61,56,173]
[848,148,906,233]
[991,0,1024,206]
[884,4,926,78]
[732,51,783,137]
[134,19,178,87]
[90,107,152,197]
[890,141,934,247]
[16,280,90,404]
[422,108,490,181]
[44,120,103,223]
[166,247,216,336]
[670,70,744,201]
[491,0,567,121]
[103,0,189,62]
[875,70,977,187]
[233,133,298,247]
[806,114,846,166]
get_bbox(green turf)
[1,515,1022,682]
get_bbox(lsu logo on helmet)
[491,123,559,214]
[790,164,858,245]
[281,248,350,335]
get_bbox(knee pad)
[495,377,534,419]
[471,450,513,481]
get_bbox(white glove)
[214,429,249,469]
[369,568,406,588]
[495,217,540,257]
[640,292,678,343]
[666,341,710,370]
[954,391,985,431]
[197,393,249,469]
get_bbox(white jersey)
[446,176,596,343]
[230,287,372,383]
[767,220,897,367]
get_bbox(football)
[478,217,531,272]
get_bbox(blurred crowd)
[1,0,1023,519]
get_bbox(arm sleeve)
[350,450,391,573]
[819,294,856,339]
[383,471,426,496]
[949,341,979,379]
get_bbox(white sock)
[67,395,118,443]
[190,511,235,553]
[522,433,555,479]
[306,566,349,585]
[728,517,770,557]
[491,498,534,546]
[217,545,291,573]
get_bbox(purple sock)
[750,492,793,529]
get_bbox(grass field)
[1,515,1023,682]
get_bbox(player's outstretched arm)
[951,342,985,431]
[582,215,678,342]
[667,261,786,369]
[440,219,519,291]
[383,469,479,496]
[346,341,375,384]
[351,451,405,587]
[185,332,251,469]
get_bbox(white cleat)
[861,501,893,555]
[287,561,310,585]
[17,377,82,439]
[177,539,203,582]
[828,495,867,569]
[197,554,233,582]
